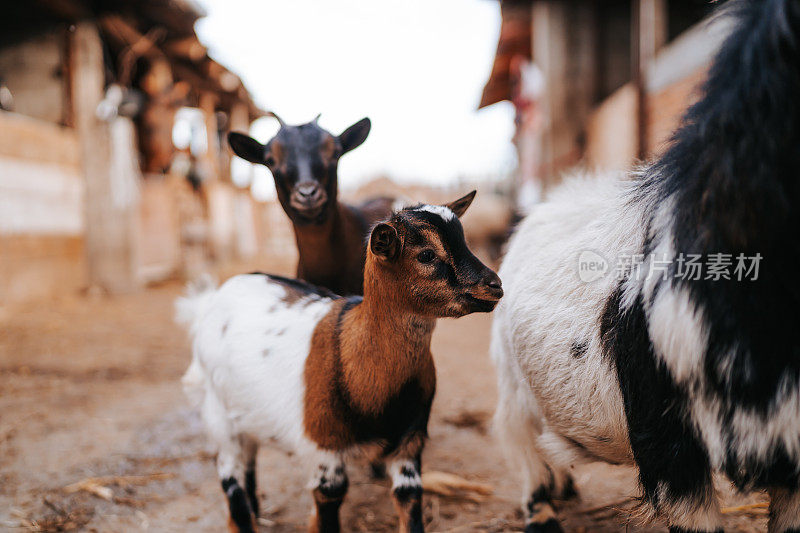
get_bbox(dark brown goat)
[228,115,393,296]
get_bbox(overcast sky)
[194,0,515,196]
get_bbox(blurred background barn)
[0,0,728,305]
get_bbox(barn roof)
[479,1,533,109]
[4,0,263,120]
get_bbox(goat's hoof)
[524,518,564,533]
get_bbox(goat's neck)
[336,270,436,408]
[292,203,351,273]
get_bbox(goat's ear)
[370,222,401,261]
[228,132,266,164]
[338,117,371,155]
[445,190,476,218]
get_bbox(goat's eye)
[417,250,436,264]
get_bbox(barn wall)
[0,32,66,124]
[582,11,731,173]
[0,112,86,303]
[645,65,707,156]
[585,83,638,172]
[136,176,181,283]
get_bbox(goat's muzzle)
[460,271,503,313]
[290,184,328,219]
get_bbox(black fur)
[643,0,800,417]
[597,0,800,528]
[244,466,259,517]
[525,485,563,533]
[221,477,254,533]
[402,209,485,284]
[312,464,349,533]
[637,0,800,491]
[668,529,723,533]
[250,272,339,299]
[314,496,345,533]
[524,520,563,533]
[600,285,715,510]
[570,340,588,359]
[392,483,424,533]
[528,484,553,508]
[398,207,501,312]
[393,483,422,503]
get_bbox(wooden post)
[199,91,220,181]
[633,0,667,159]
[72,21,140,293]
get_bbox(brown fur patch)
[319,134,336,165]
[392,493,423,532]
[269,140,285,169]
[303,293,436,453]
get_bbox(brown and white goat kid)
[178,192,503,533]
[228,115,393,296]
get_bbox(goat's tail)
[175,274,217,408]
[174,273,217,333]
[181,358,205,408]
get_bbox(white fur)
[655,484,722,532]
[389,459,422,491]
[180,274,333,473]
[493,174,638,473]
[414,204,454,221]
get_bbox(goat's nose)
[483,271,503,297]
[297,184,318,198]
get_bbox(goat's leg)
[217,438,257,533]
[518,443,564,533]
[242,436,260,517]
[631,429,722,532]
[203,389,256,533]
[308,453,348,533]
[768,487,800,533]
[493,346,566,531]
[388,455,424,533]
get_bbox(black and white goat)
[178,193,503,533]
[491,1,800,532]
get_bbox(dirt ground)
[0,262,769,532]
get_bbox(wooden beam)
[199,91,221,181]
[99,15,168,86]
[35,0,88,20]
[164,36,207,62]
[633,0,667,159]
[71,21,141,293]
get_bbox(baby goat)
[178,192,503,533]
[228,115,393,296]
